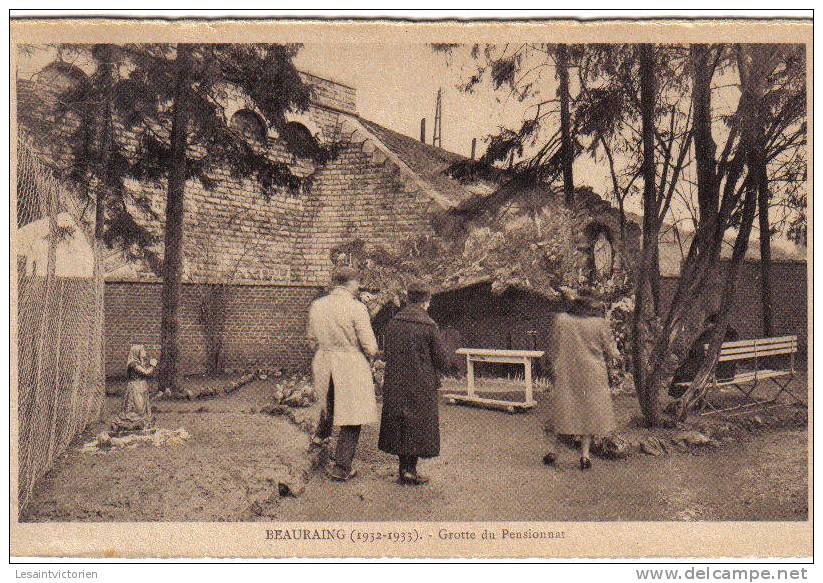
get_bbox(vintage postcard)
[8,15,812,559]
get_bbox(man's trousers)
[315,377,362,472]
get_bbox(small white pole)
[466,355,475,398]
[524,355,533,404]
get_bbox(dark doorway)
[428,282,558,379]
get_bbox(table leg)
[466,357,475,398]
[524,356,533,404]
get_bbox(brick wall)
[415,261,807,373]
[106,279,560,380]
[431,262,809,363]
[103,131,442,287]
[105,281,322,378]
[660,260,808,350]
[287,141,441,286]
[20,65,443,292]
[105,259,807,379]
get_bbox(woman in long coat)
[378,282,449,485]
[544,300,619,470]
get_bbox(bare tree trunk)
[758,178,773,336]
[637,45,721,425]
[46,184,58,278]
[692,46,719,227]
[643,44,772,423]
[158,44,192,393]
[741,43,776,337]
[95,43,115,243]
[633,43,662,425]
[634,44,754,426]
[617,197,626,242]
[678,178,758,418]
[557,43,574,203]
[93,43,115,417]
[756,146,773,338]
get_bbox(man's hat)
[406,279,432,295]
[331,266,361,285]
[406,279,433,303]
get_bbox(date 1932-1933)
[350,529,422,544]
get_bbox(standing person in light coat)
[543,299,619,471]
[307,267,379,481]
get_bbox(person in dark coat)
[669,314,739,398]
[378,281,449,485]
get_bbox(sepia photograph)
[8,13,812,560]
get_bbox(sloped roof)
[358,118,464,171]
[356,117,494,207]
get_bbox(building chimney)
[471,137,477,160]
[420,118,427,143]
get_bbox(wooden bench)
[444,348,544,413]
[675,335,805,416]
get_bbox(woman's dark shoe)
[579,456,592,471]
[542,453,557,467]
[398,471,430,485]
[308,436,328,452]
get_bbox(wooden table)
[444,348,545,413]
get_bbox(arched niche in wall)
[214,82,271,138]
[282,111,322,142]
[280,120,323,160]
[584,222,617,280]
[230,108,268,144]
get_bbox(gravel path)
[20,380,808,522]
[272,393,808,522]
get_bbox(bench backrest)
[716,335,798,362]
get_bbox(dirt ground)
[20,377,809,522]
[21,380,311,522]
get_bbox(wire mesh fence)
[15,139,105,511]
